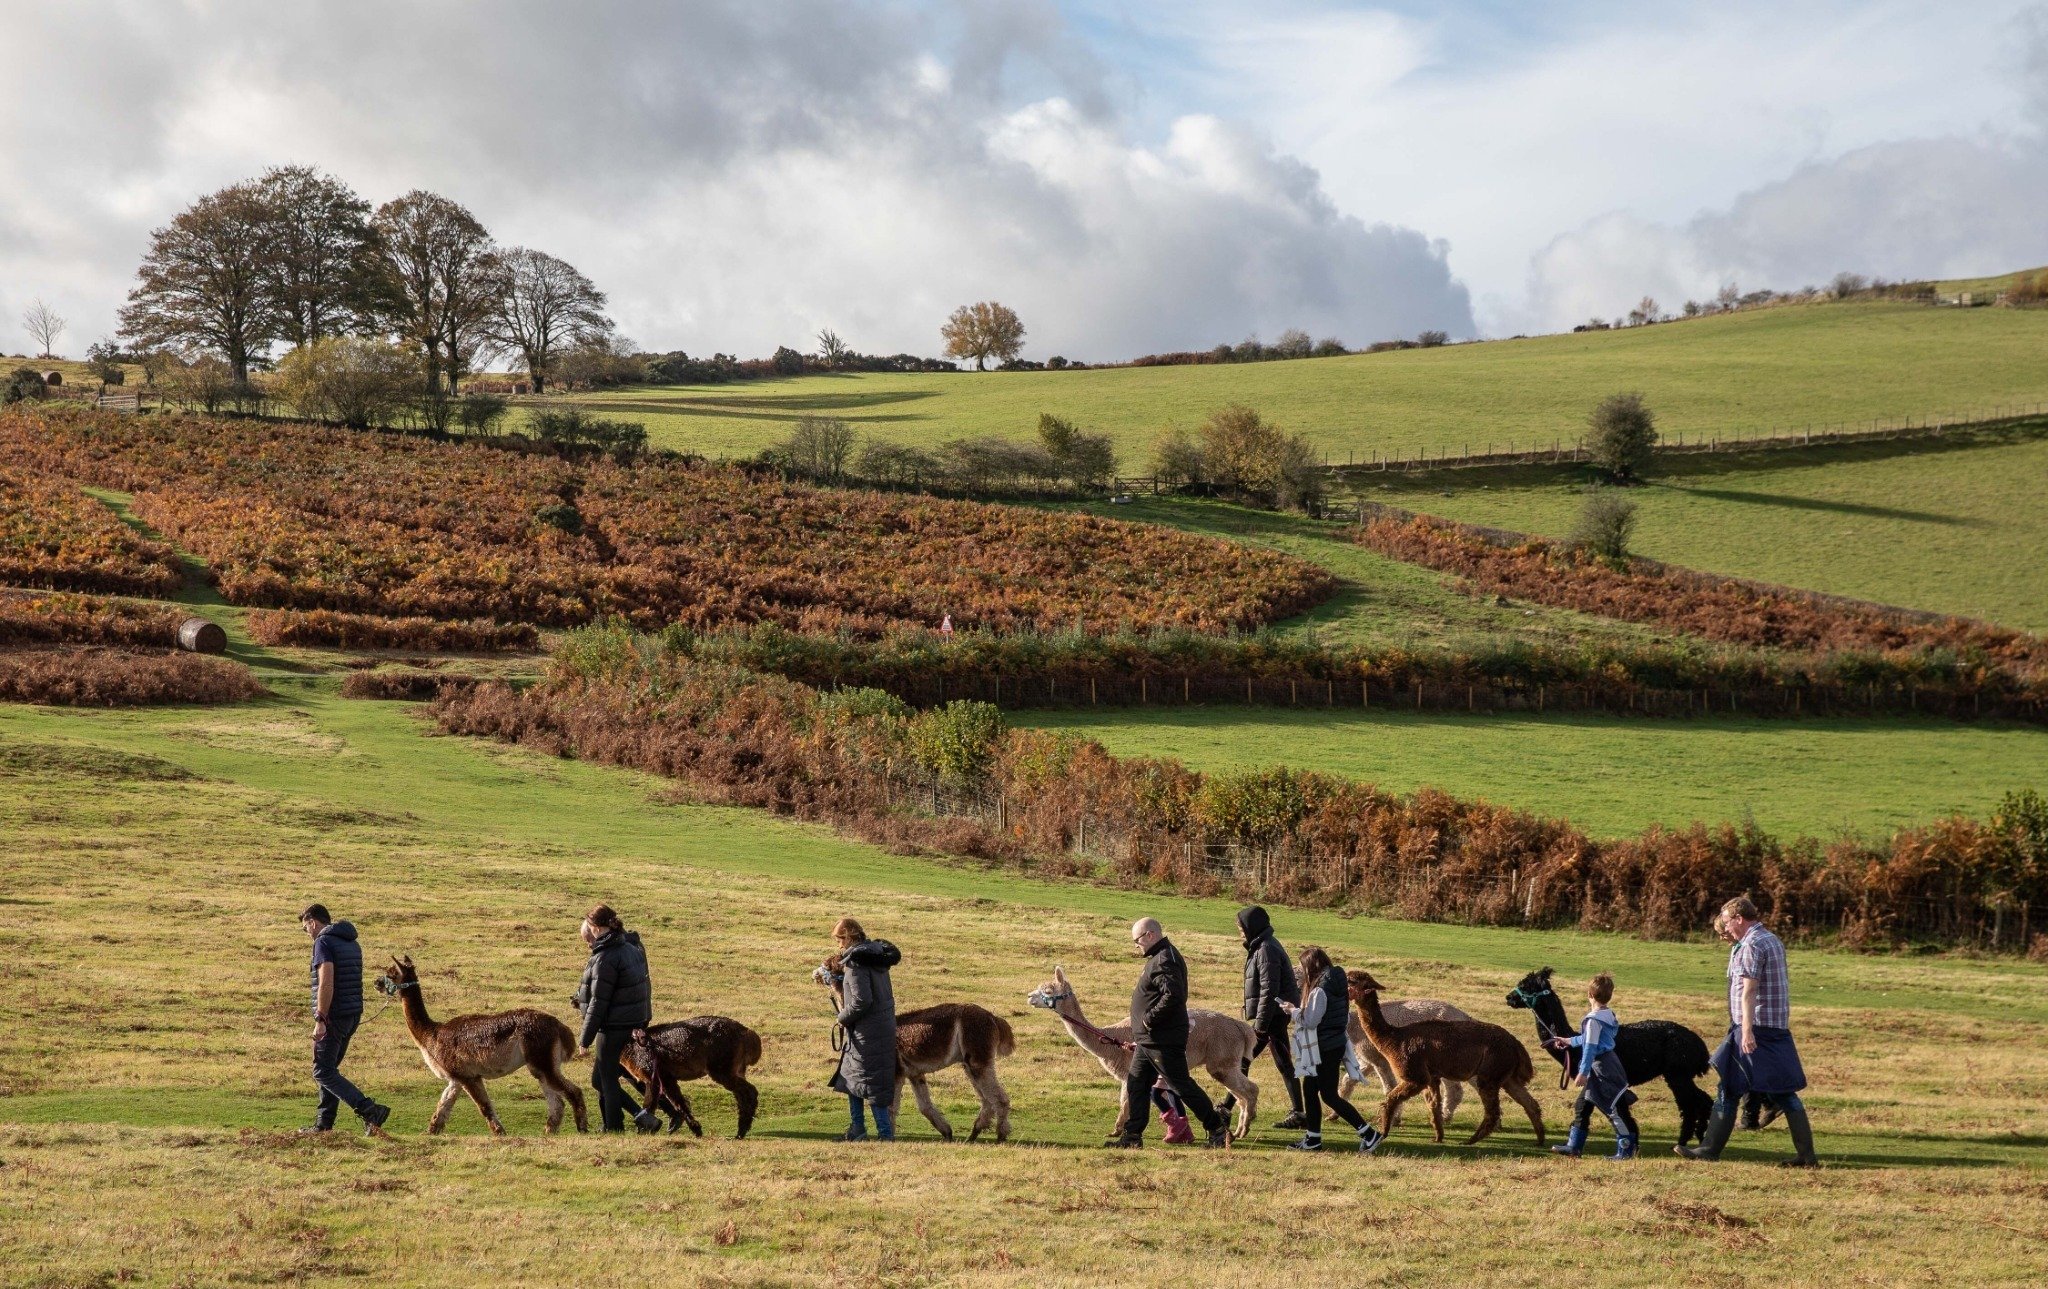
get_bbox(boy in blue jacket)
[1548,972,1638,1159]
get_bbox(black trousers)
[1250,1029,1304,1113]
[312,1011,371,1129]
[1304,1054,1366,1136]
[1572,1091,1640,1138]
[589,1028,639,1131]
[1122,1044,1223,1140]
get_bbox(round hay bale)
[176,618,228,654]
[40,370,61,387]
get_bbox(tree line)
[113,165,613,397]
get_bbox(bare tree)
[489,247,610,394]
[22,297,66,358]
[253,165,380,347]
[370,190,503,394]
[1627,296,1660,326]
[940,301,1025,370]
[119,183,279,383]
[816,328,850,369]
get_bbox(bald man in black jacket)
[1110,917,1229,1149]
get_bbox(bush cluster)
[246,609,539,652]
[435,634,2048,951]
[0,590,186,648]
[0,646,262,706]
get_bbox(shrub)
[1272,329,1313,359]
[275,337,416,428]
[246,609,538,652]
[3,368,47,404]
[0,646,263,705]
[856,440,940,489]
[1194,767,1315,847]
[1152,426,1205,488]
[1570,490,1638,562]
[780,415,855,484]
[1417,330,1449,348]
[1585,391,1658,482]
[907,699,1005,786]
[457,391,511,436]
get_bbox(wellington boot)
[1676,1105,1735,1160]
[1778,1100,1819,1167]
[1551,1123,1588,1157]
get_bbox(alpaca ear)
[1538,966,1553,981]
[1054,965,1068,983]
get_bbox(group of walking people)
[297,893,1815,1167]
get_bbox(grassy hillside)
[1013,707,2048,840]
[1393,435,2048,631]
[3,688,2046,1284]
[552,300,2048,463]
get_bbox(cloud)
[0,0,1472,362]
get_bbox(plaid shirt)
[1728,924,1790,1028]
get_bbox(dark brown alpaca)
[818,962,1016,1142]
[378,956,588,1134]
[1347,969,1545,1149]
[620,1016,764,1138]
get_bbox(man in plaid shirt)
[1679,896,1820,1166]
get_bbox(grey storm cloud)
[0,0,1473,361]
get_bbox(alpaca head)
[1505,967,1572,1037]
[375,954,419,998]
[1346,969,1385,1002]
[1026,965,1074,1012]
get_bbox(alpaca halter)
[1510,983,1574,1090]
[1027,987,1133,1052]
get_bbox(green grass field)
[1389,434,2048,630]
[547,301,2048,466]
[1012,707,2048,840]
[4,687,2046,1285]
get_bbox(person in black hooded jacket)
[572,903,658,1133]
[825,917,901,1141]
[1238,905,1305,1130]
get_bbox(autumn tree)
[119,183,278,383]
[21,298,65,358]
[370,190,503,394]
[940,301,1024,370]
[1585,391,1659,482]
[816,328,850,369]
[253,165,379,347]
[489,247,610,393]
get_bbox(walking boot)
[1204,1125,1231,1149]
[1677,1104,1736,1160]
[360,1101,392,1138]
[633,1109,661,1134]
[1777,1100,1819,1168]
[1356,1123,1384,1155]
[1274,1110,1308,1131]
[1287,1133,1323,1152]
[1551,1123,1588,1158]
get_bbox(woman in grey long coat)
[825,916,901,1142]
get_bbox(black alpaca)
[1505,967,1715,1148]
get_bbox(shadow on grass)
[1674,486,1991,526]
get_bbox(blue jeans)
[313,1011,371,1128]
[847,1094,895,1140]
[1715,1084,1805,1121]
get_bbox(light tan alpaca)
[378,956,587,1134]
[1342,1001,1471,1125]
[1026,965,1258,1139]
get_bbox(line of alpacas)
[371,954,1715,1149]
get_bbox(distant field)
[1013,707,2048,840]
[547,301,2048,464]
[1391,435,2048,631]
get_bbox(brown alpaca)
[378,955,588,1135]
[620,1016,764,1138]
[819,968,1016,1142]
[1026,966,1259,1139]
[1346,969,1545,1148]
[1341,1001,1471,1125]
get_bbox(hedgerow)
[247,609,539,652]
[0,590,186,648]
[435,629,2048,952]
[0,646,263,706]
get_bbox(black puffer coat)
[575,928,653,1047]
[1129,936,1191,1048]
[1238,907,1297,1037]
[829,939,900,1101]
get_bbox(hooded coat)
[829,939,901,1101]
[1237,906,1297,1037]
[308,920,364,1019]
[575,928,653,1048]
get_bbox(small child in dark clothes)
[1548,972,1639,1159]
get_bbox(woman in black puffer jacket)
[824,917,901,1142]
[573,903,657,1133]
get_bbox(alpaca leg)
[1370,1053,1406,1128]
[541,1082,564,1133]
[672,1091,704,1138]
[429,1080,463,1134]
[1211,1062,1259,1139]
[1111,1084,1131,1139]
[964,1062,1010,1143]
[1427,1079,1447,1143]
[1505,1079,1547,1147]
[1463,1083,1504,1147]
[712,1071,758,1140]
[1441,1080,1464,1124]
[907,1074,953,1141]
[1379,1079,1427,1139]
[458,1077,504,1135]
[1668,1074,1712,1148]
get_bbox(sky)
[3,1,2046,362]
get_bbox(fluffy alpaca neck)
[1355,990,1394,1044]
[398,984,437,1044]
[1058,999,1123,1061]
